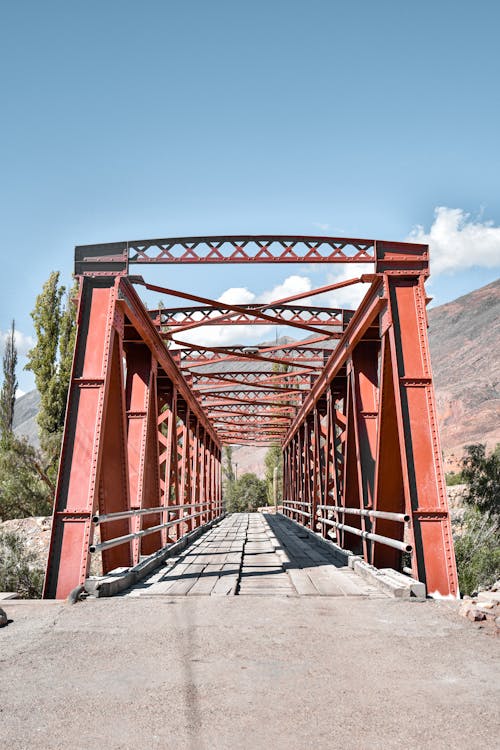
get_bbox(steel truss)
[45,236,458,598]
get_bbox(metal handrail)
[282,505,311,518]
[318,516,412,553]
[92,502,212,525]
[316,505,409,523]
[90,510,207,554]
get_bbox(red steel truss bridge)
[43,235,459,599]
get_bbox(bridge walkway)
[126,512,385,598]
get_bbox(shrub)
[225,473,268,513]
[454,509,500,596]
[0,434,53,520]
[445,472,463,486]
[461,443,500,527]
[0,530,44,598]
[451,443,500,595]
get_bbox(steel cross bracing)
[44,236,458,599]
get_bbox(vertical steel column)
[374,274,458,596]
[178,404,191,536]
[350,342,380,559]
[190,418,200,530]
[43,277,132,599]
[209,438,215,520]
[199,427,207,521]
[167,387,181,542]
[311,407,321,533]
[340,370,363,553]
[125,345,162,560]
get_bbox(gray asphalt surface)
[1,595,499,749]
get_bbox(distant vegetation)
[453,444,500,596]
[0,272,76,597]
[222,446,269,512]
[0,531,44,598]
[445,471,463,486]
[264,444,283,505]
[225,472,268,513]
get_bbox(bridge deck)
[127,512,384,597]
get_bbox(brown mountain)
[428,277,500,463]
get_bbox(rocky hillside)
[428,278,500,462]
[13,389,40,448]
[13,278,500,473]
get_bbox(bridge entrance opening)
[43,236,458,599]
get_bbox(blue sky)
[1,1,499,392]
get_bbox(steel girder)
[43,276,222,599]
[44,235,458,598]
[282,272,458,596]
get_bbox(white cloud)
[175,275,313,347]
[260,275,312,304]
[314,266,370,310]
[407,207,500,275]
[218,286,256,305]
[0,328,34,357]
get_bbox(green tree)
[460,444,500,527]
[454,508,499,596]
[0,437,53,519]
[0,320,18,436]
[25,273,77,476]
[225,472,267,513]
[0,530,44,598]
[0,321,53,520]
[452,443,500,595]
[445,471,463,487]
[264,444,283,504]
[223,445,235,485]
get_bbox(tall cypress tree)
[25,272,63,456]
[0,320,18,437]
[56,281,78,427]
[25,272,77,475]
[0,320,54,520]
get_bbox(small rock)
[477,591,500,604]
[0,607,7,626]
[467,609,486,622]
[459,602,472,617]
[495,617,500,629]
[477,600,495,609]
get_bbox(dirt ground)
[1,595,499,750]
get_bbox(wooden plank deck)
[127,513,385,598]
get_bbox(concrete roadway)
[1,517,499,749]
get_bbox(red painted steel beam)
[140,282,339,338]
[116,279,219,445]
[75,236,377,273]
[150,278,360,337]
[175,340,331,369]
[155,304,345,328]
